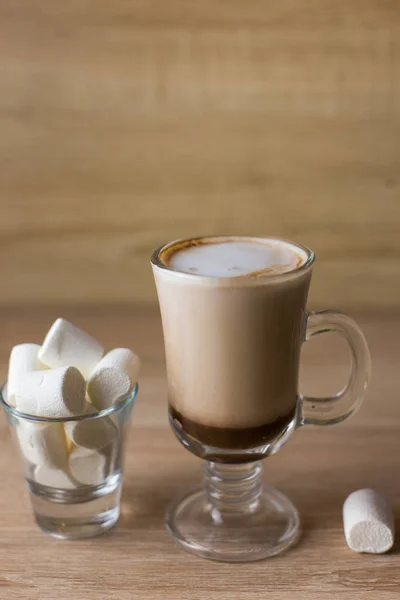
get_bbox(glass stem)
[204,461,263,517]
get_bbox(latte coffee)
[152,236,313,461]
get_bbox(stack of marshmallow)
[7,318,140,489]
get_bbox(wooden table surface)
[0,307,399,599]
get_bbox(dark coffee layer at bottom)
[169,405,296,450]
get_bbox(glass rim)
[0,381,138,423]
[151,235,315,281]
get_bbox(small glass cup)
[0,383,138,539]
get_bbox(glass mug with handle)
[151,235,370,562]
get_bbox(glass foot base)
[35,506,120,540]
[166,484,300,562]
[27,473,122,540]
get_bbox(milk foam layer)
[163,238,306,278]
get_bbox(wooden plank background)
[0,1,399,308]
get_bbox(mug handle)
[300,310,371,426]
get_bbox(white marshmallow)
[15,366,86,418]
[34,464,77,489]
[69,445,110,486]
[7,344,44,406]
[87,348,141,410]
[2,383,10,405]
[16,421,68,468]
[65,401,117,450]
[38,318,104,379]
[343,489,394,553]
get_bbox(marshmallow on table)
[38,318,104,379]
[87,348,141,410]
[7,343,44,406]
[65,401,117,450]
[69,445,110,486]
[34,464,77,489]
[15,366,86,418]
[17,421,68,469]
[343,488,394,553]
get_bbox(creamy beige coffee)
[152,236,312,456]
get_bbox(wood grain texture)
[0,1,399,308]
[0,307,399,599]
